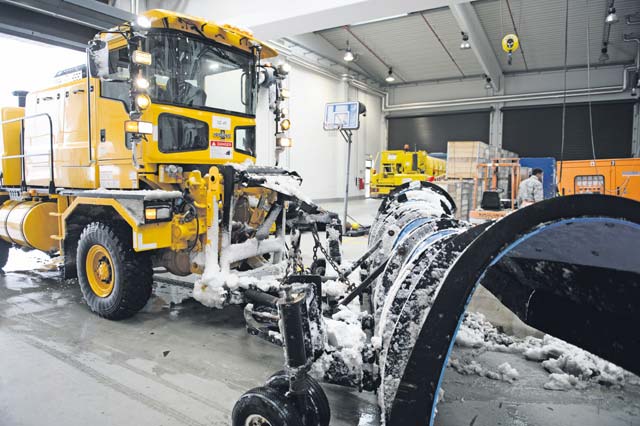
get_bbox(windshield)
[146,31,257,116]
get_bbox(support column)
[489,102,504,150]
[632,103,640,157]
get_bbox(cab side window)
[235,127,255,157]
[101,47,130,107]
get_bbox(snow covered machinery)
[0,10,314,319]
[234,180,640,426]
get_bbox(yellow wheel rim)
[85,245,114,297]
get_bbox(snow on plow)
[232,180,640,426]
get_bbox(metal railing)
[0,112,55,194]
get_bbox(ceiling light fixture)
[344,40,354,62]
[460,32,471,50]
[385,67,395,83]
[605,5,619,24]
[484,77,493,89]
[599,47,610,62]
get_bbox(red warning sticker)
[210,140,233,159]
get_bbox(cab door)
[58,78,96,188]
[94,46,138,189]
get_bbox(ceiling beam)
[249,0,473,40]
[1,0,134,29]
[0,0,135,49]
[0,1,97,50]
[449,1,503,91]
[343,25,408,82]
[284,33,379,80]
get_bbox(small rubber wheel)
[232,386,303,426]
[265,371,331,426]
[77,222,152,320]
[310,259,327,276]
[0,240,10,270]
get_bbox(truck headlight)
[135,93,151,110]
[132,50,152,66]
[276,136,292,148]
[135,77,150,90]
[125,120,153,135]
[145,205,172,222]
[276,62,291,75]
[136,16,152,28]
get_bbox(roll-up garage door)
[388,110,491,153]
[502,101,634,160]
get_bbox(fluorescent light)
[352,14,408,26]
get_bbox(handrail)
[0,112,55,194]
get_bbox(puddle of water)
[3,275,40,291]
[154,283,193,304]
[142,283,192,313]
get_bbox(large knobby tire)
[232,386,303,426]
[0,240,10,270]
[77,222,152,320]
[266,371,331,426]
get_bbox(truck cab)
[0,10,301,319]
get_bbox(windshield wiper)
[209,46,242,67]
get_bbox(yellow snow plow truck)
[370,148,446,197]
[0,10,306,319]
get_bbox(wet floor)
[2,196,640,426]
[0,252,376,426]
[438,347,640,426]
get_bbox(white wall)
[255,63,385,200]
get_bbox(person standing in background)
[517,168,544,207]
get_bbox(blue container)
[519,157,557,199]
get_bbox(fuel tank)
[0,200,58,252]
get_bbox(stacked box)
[446,141,490,179]
[500,148,518,159]
[489,145,501,160]
[436,179,474,221]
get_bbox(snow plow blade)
[378,194,640,425]
[233,180,639,426]
[236,166,313,207]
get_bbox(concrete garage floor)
[1,198,639,426]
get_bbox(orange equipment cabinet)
[557,158,640,202]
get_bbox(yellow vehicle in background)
[370,147,446,197]
[0,9,301,319]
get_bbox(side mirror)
[87,39,109,78]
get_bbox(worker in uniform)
[517,168,544,207]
